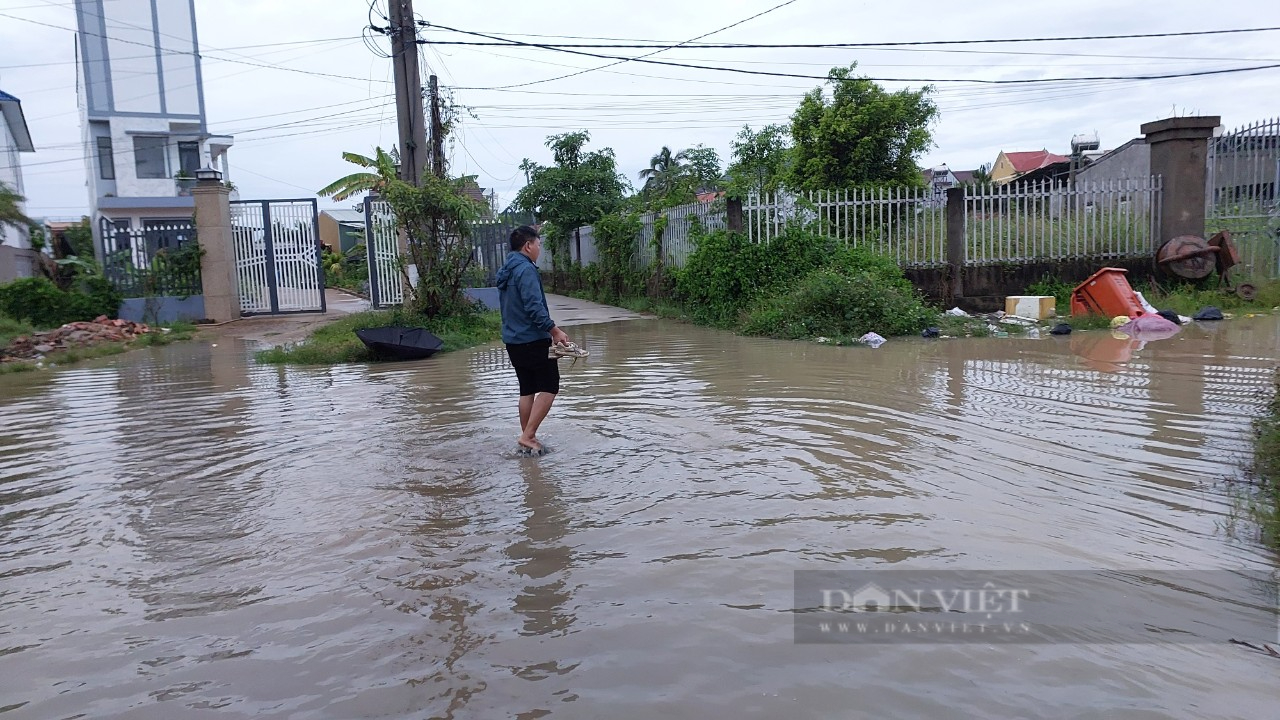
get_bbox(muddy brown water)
[1,316,1278,719]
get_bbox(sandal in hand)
[548,341,590,364]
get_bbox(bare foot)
[517,435,543,453]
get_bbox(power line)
[455,0,800,90]
[0,37,360,70]
[425,23,1280,87]
[424,24,1280,49]
[0,11,393,85]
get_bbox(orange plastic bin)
[1069,267,1147,318]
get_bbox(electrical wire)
[425,23,1280,87]
[422,24,1280,49]
[0,12,394,85]
[444,0,800,90]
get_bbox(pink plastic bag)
[1115,314,1181,341]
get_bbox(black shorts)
[506,338,559,396]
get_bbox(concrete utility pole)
[388,0,428,186]
[428,74,446,179]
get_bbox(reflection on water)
[0,316,1277,719]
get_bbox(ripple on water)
[0,319,1277,719]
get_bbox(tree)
[638,146,686,200]
[971,162,993,185]
[787,63,939,191]
[317,147,399,201]
[681,145,723,195]
[0,182,31,233]
[726,124,791,199]
[513,131,628,275]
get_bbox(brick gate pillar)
[1141,116,1220,258]
[192,170,241,323]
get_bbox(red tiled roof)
[696,190,725,203]
[1004,150,1070,174]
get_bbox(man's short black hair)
[510,225,539,251]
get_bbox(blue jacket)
[495,251,555,344]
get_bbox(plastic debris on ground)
[922,327,941,338]
[1114,313,1182,341]
[1156,309,1182,326]
[1027,328,1041,339]
[1049,323,1073,335]
[858,332,887,348]
[945,307,969,317]
[1193,306,1225,321]
[999,315,1038,327]
[1109,315,1130,328]
[1134,291,1160,315]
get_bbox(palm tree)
[317,146,400,201]
[0,181,31,232]
[637,146,688,199]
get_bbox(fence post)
[192,174,240,323]
[726,197,743,232]
[945,186,966,301]
[1140,116,1220,260]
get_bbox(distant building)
[990,149,1071,185]
[1072,138,1150,186]
[459,179,496,218]
[919,164,976,206]
[74,0,235,253]
[319,209,365,254]
[0,89,37,282]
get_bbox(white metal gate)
[1207,117,1280,280]
[363,197,404,309]
[230,199,326,315]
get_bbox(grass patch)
[0,315,36,346]
[0,320,201,374]
[1066,314,1115,331]
[1135,279,1280,317]
[255,308,502,365]
[0,340,131,374]
[133,321,197,347]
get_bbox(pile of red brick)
[3,316,152,361]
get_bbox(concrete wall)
[1075,139,1150,184]
[0,246,38,283]
[464,287,499,311]
[118,295,206,324]
[904,256,1157,312]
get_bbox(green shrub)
[1026,275,1074,310]
[0,276,121,328]
[741,268,935,340]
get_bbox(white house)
[74,0,234,254]
[0,89,37,282]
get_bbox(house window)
[133,136,168,179]
[96,136,115,180]
[178,141,200,176]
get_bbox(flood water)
[1,316,1278,719]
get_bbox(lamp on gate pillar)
[195,166,223,184]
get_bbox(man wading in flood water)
[496,225,570,454]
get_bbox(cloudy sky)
[2,0,1278,220]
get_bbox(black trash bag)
[1156,309,1182,325]
[1193,306,1224,321]
[922,327,941,338]
[1049,323,1073,336]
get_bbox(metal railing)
[99,219,202,298]
[1207,116,1280,279]
[744,187,947,267]
[964,177,1161,264]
